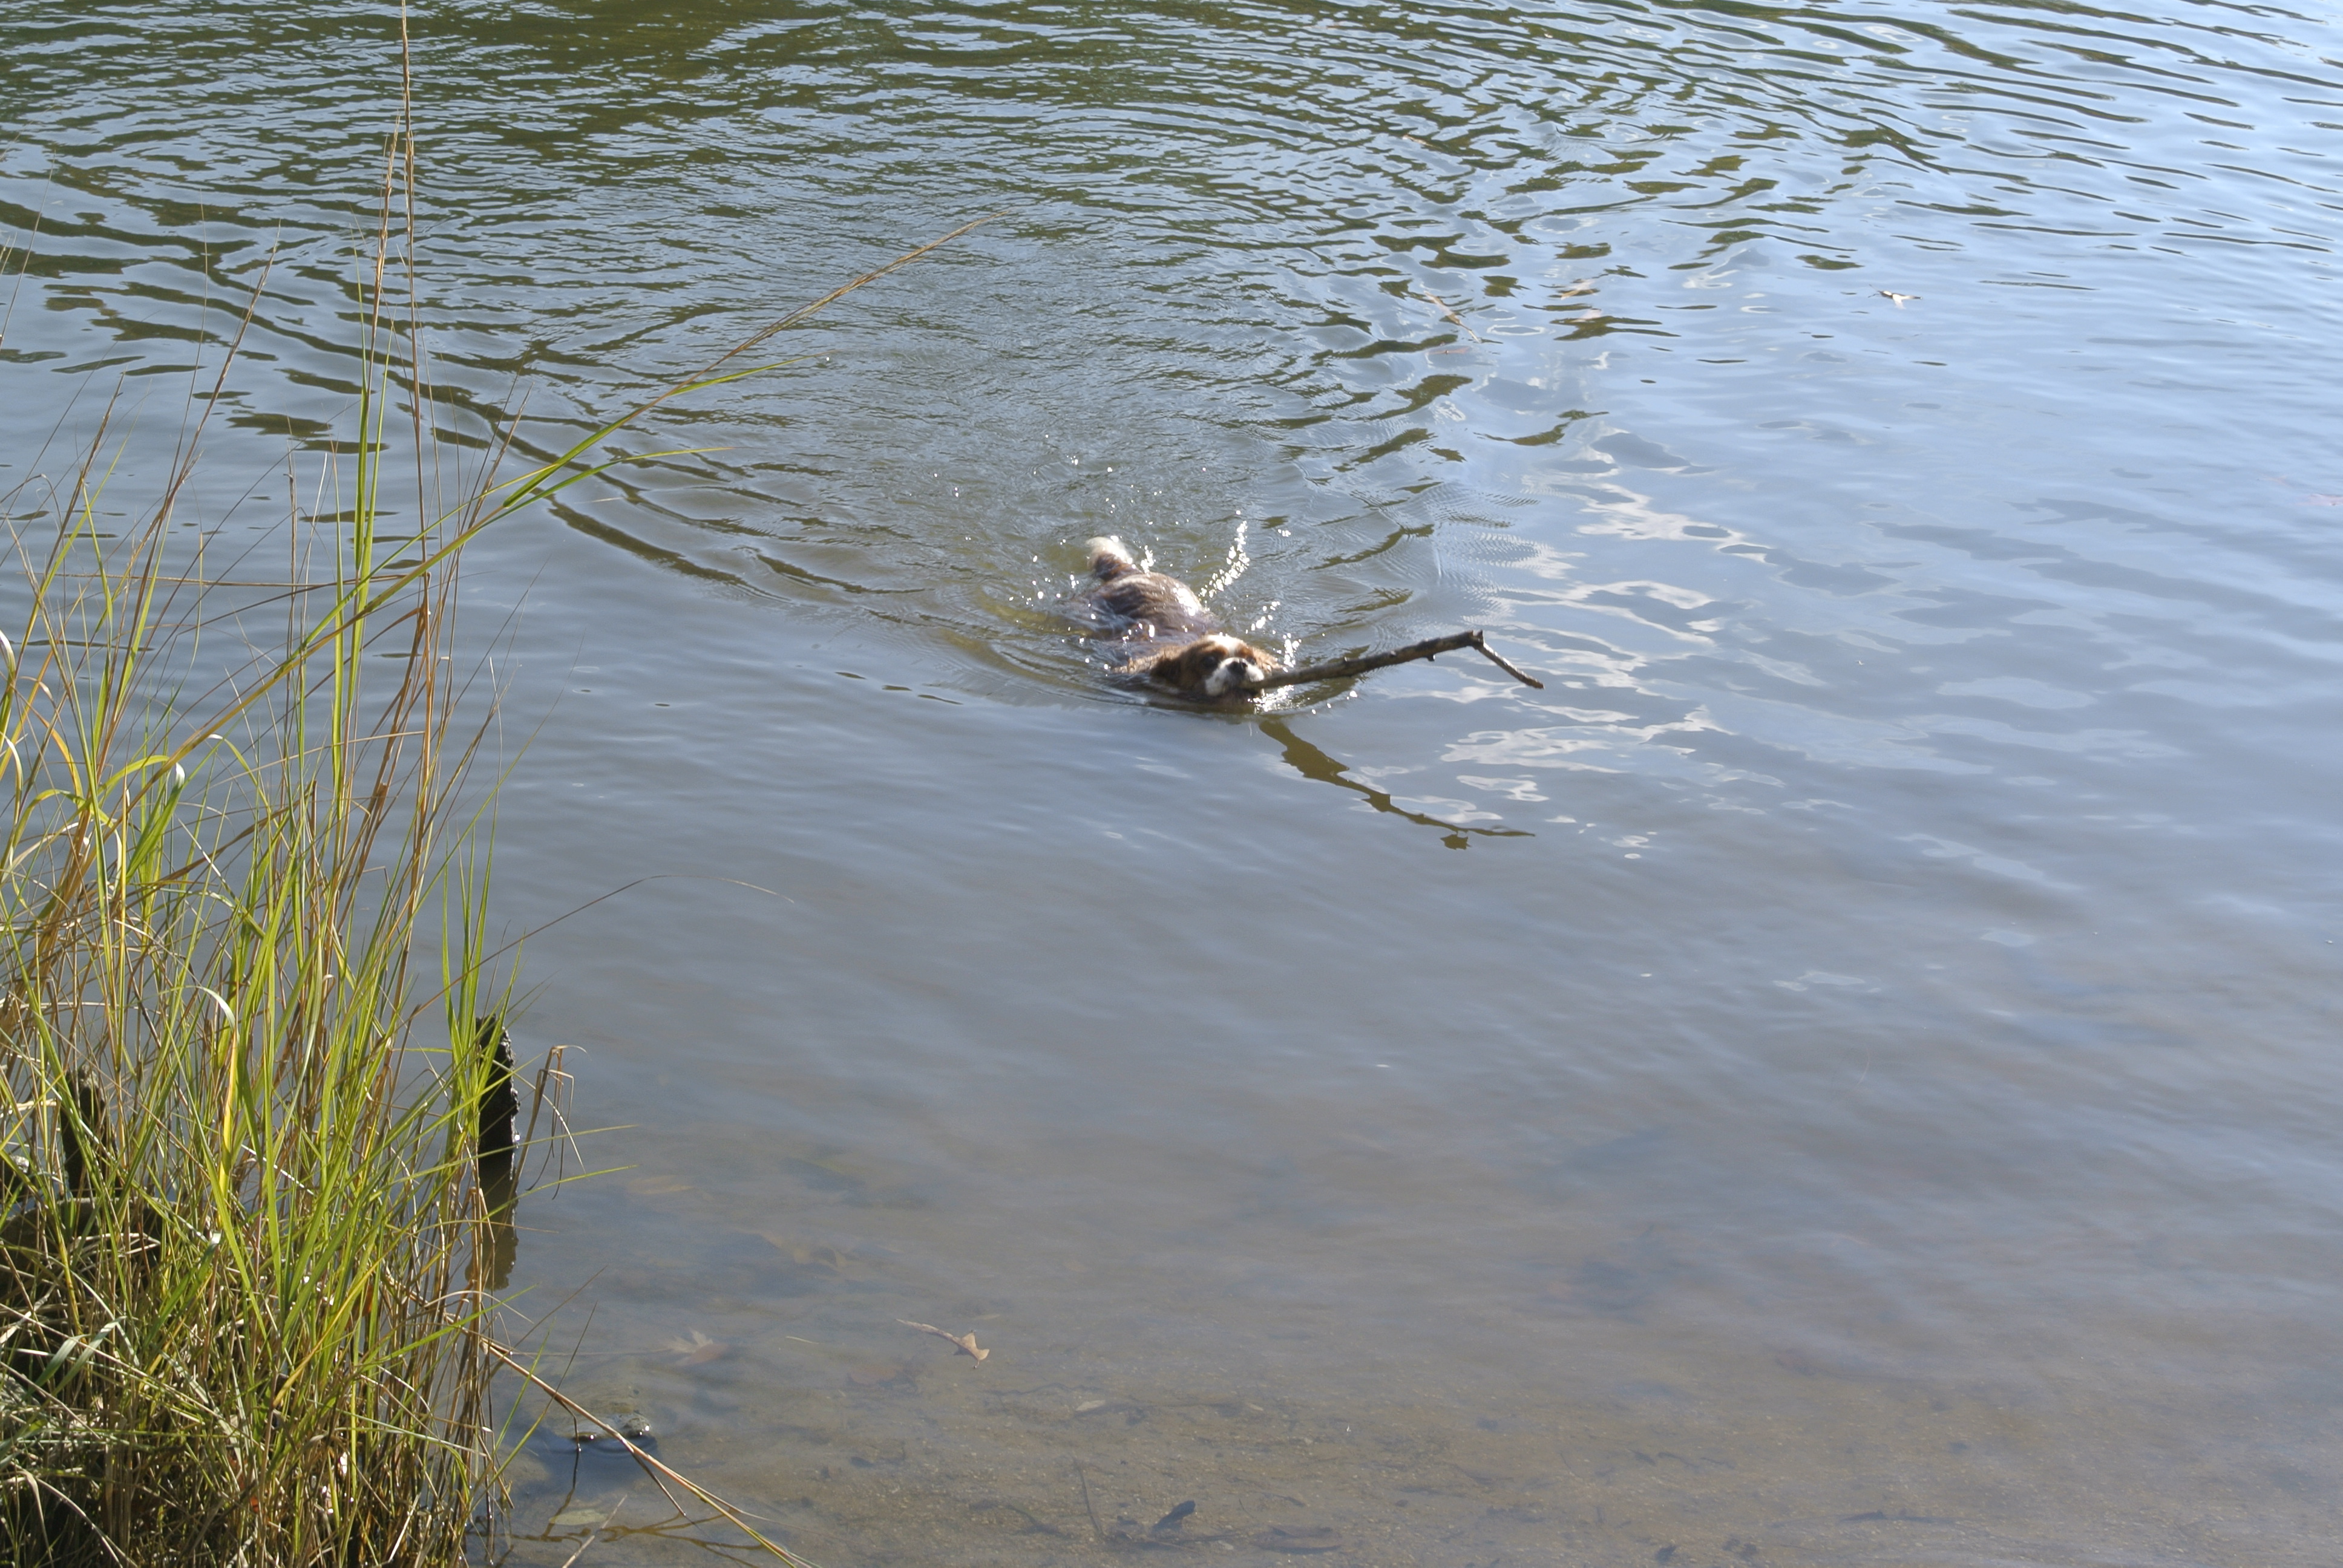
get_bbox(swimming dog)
[1078,536,1280,699]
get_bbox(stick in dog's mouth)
[1254,630,1544,691]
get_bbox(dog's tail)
[1084,535,1138,580]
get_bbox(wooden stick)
[1256,630,1544,691]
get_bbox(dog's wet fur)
[1078,537,1280,699]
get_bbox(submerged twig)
[1076,1462,1106,1542]
[480,1336,815,1566]
[1415,287,1484,342]
[1257,630,1544,691]
[898,1319,990,1359]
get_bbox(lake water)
[7,1,2343,1563]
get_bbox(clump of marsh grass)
[0,84,983,1564]
[0,205,534,1568]
[0,124,664,1568]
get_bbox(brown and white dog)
[1078,536,1280,699]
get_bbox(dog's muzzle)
[1204,656,1268,698]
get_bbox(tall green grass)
[0,117,688,1564]
[0,177,534,1567]
[0,54,980,1556]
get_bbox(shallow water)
[7,0,2343,1562]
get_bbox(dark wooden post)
[474,1016,517,1171]
[472,1017,520,1292]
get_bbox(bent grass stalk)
[0,82,959,1568]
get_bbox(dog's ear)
[1150,647,1196,691]
[1141,642,1203,692]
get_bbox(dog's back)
[1081,536,1214,636]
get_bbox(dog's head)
[1137,633,1279,699]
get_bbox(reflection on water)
[1262,717,1532,849]
[8,0,2343,1563]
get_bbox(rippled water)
[8,1,2343,1563]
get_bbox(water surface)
[6,1,2343,1563]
